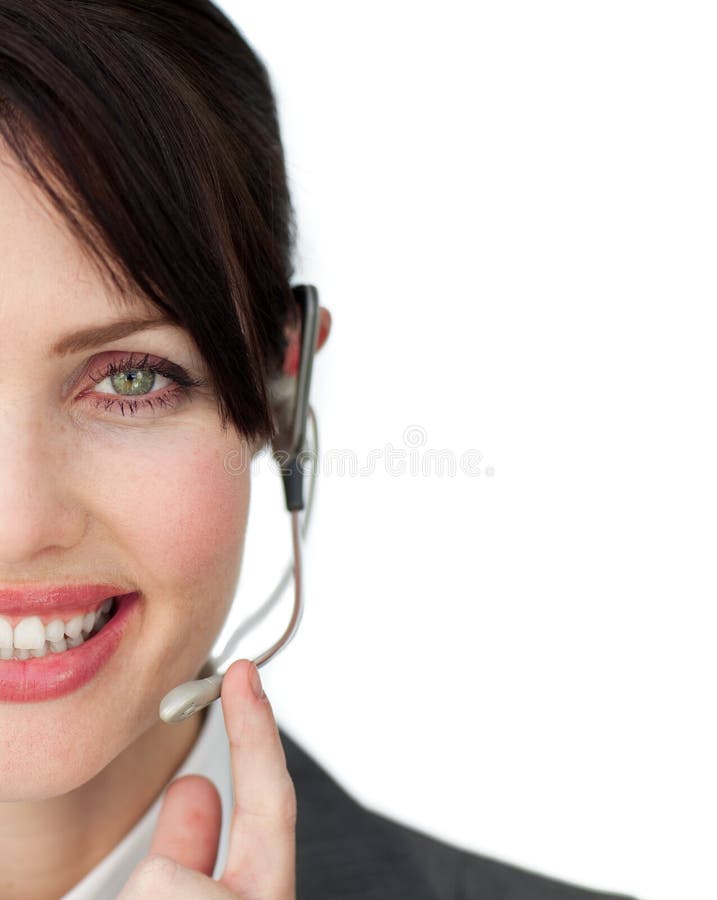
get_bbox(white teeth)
[0,596,117,660]
[46,618,65,643]
[14,617,46,651]
[65,615,84,639]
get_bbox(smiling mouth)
[0,597,119,660]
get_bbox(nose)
[0,408,87,563]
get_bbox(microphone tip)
[159,674,224,724]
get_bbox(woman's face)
[0,144,251,800]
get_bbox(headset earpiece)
[270,284,320,511]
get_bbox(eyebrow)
[51,315,174,357]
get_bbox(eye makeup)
[79,351,207,418]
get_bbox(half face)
[0,141,252,800]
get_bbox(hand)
[118,659,297,899]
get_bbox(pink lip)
[0,592,140,703]
[0,583,128,618]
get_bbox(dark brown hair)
[0,0,299,442]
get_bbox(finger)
[218,659,297,898]
[148,774,222,876]
[119,854,236,899]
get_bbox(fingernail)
[249,663,264,699]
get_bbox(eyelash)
[84,352,206,418]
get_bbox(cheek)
[133,446,247,590]
[85,431,250,596]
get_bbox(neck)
[0,706,207,900]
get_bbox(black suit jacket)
[278,727,640,900]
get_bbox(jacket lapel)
[279,726,438,899]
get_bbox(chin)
[0,722,126,802]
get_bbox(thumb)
[148,774,222,876]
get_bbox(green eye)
[109,369,156,396]
[85,352,207,419]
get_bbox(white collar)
[61,699,234,899]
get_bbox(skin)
[0,140,331,899]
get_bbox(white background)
[212,4,716,899]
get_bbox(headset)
[159,284,321,724]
